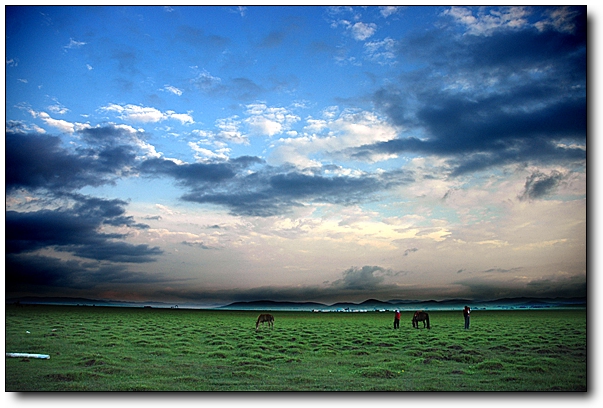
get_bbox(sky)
[4,5,587,306]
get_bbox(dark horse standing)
[412,311,430,329]
[255,314,274,331]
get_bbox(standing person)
[393,309,401,329]
[463,306,471,329]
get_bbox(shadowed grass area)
[5,306,586,391]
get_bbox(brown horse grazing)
[412,311,430,329]
[255,314,274,331]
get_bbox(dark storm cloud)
[140,158,236,184]
[483,267,523,274]
[518,170,566,201]
[454,272,585,300]
[6,195,161,263]
[269,172,378,200]
[330,266,402,291]
[525,274,586,297]
[360,93,586,174]
[6,127,163,296]
[71,241,162,263]
[6,131,104,191]
[149,262,585,305]
[354,7,586,175]
[138,156,377,217]
[78,124,142,146]
[151,265,409,304]
[6,255,94,290]
[403,248,418,256]
[409,14,585,74]
[6,254,177,294]
[6,130,137,193]
[181,241,220,250]
[179,167,411,217]
[139,155,263,186]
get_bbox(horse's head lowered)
[255,314,274,331]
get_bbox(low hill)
[219,300,327,310]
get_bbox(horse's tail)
[426,314,431,329]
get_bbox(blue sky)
[5,5,587,306]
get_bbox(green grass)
[5,306,586,391]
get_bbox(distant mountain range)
[219,296,586,311]
[6,295,586,311]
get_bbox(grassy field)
[5,305,586,391]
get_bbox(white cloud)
[243,103,300,137]
[102,104,163,123]
[535,6,581,33]
[364,37,396,65]
[64,38,87,50]
[166,111,194,124]
[379,6,401,18]
[246,116,282,137]
[230,6,246,17]
[135,139,162,159]
[101,103,193,124]
[48,103,69,115]
[32,124,46,133]
[443,6,530,36]
[268,109,398,168]
[6,121,46,134]
[215,116,248,144]
[28,110,88,134]
[163,85,183,96]
[328,8,377,42]
[322,106,339,119]
[188,141,230,162]
[192,117,249,145]
[43,116,75,134]
[188,141,231,162]
[193,70,222,91]
[350,22,377,41]
[304,118,328,134]
[156,204,176,215]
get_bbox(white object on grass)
[6,353,50,359]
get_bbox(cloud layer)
[5,6,586,305]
